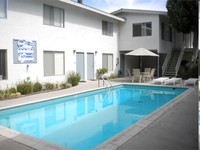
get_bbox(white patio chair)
[127,68,132,82]
[141,68,151,82]
[144,68,151,73]
[132,69,142,83]
[149,68,156,81]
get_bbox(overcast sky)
[81,0,167,12]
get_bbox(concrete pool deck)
[0,79,198,150]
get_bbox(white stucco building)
[0,0,194,88]
[112,9,193,77]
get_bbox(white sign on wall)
[13,39,37,64]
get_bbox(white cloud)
[91,0,167,12]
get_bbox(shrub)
[109,73,117,79]
[178,66,188,79]
[188,64,198,78]
[33,82,42,93]
[0,90,7,100]
[96,68,108,78]
[44,82,54,90]
[60,82,66,89]
[60,82,72,89]
[9,87,17,94]
[67,71,80,86]
[4,89,10,99]
[60,82,67,89]
[16,81,32,95]
[0,90,4,100]
[0,88,21,100]
[55,83,59,89]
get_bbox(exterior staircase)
[163,49,180,77]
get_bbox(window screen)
[0,0,7,18]
[133,22,152,37]
[161,23,172,42]
[102,54,113,71]
[102,21,113,36]
[44,51,54,76]
[43,4,64,27]
[44,51,64,76]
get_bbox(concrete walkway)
[0,79,198,150]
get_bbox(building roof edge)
[112,8,167,16]
[58,0,125,22]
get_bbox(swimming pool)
[0,85,187,150]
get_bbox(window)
[43,4,64,28]
[161,23,172,42]
[133,22,152,37]
[102,21,113,36]
[102,54,113,71]
[44,51,64,76]
[0,50,7,80]
[0,0,7,18]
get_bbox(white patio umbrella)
[125,48,159,70]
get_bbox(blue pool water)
[0,85,187,150]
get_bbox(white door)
[76,52,84,81]
[87,53,94,80]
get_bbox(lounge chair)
[184,78,198,86]
[164,77,182,85]
[132,69,141,83]
[152,77,169,84]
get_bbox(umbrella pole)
[140,56,142,71]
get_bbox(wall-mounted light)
[95,51,98,55]
[73,50,76,54]
[26,64,29,73]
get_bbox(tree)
[166,0,198,61]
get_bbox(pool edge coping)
[0,83,193,150]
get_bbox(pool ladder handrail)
[101,74,113,90]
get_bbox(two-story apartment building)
[0,0,193,88]
[0,0,125,88]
